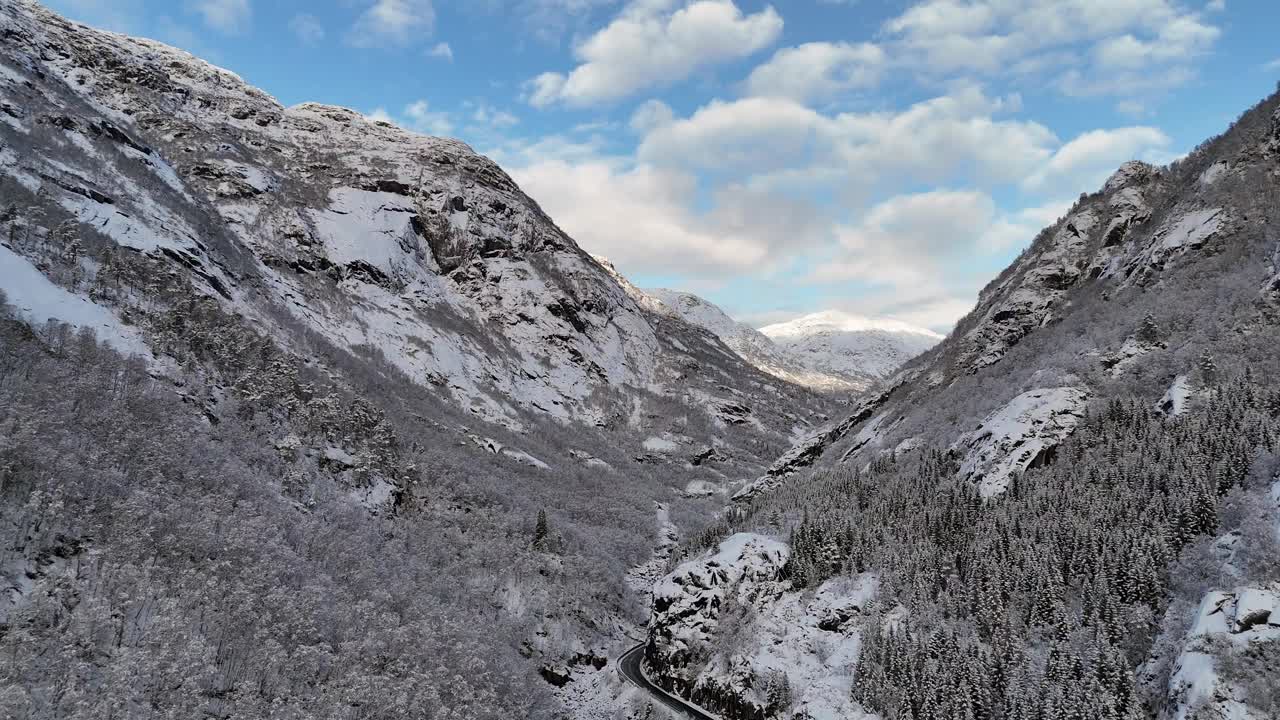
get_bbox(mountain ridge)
[593,257,940,394]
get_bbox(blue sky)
[46,0,1280,330]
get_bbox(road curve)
[617,644,716,720]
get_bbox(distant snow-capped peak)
[590,257,935,393]
[760,310,944,342]
[760,311,943,381]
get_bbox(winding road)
[617,644,716,720]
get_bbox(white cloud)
[883,0,1220,96]
[638,96,829,174]
[744,41,885,101]
[429,42,454,61]
[525,72,568,107]
[1115,99,1147,116]
[474,0,621,44]
[814,190,1001,286]
[629,99,675,133]
[469,103,519,130]
[190,0,250,34]
[1092,17,1218,70]
[513,160,776,272]
[348,0,435,48]
[494,130,832,277]
[528,0,783,107]
[1264,58,1280,72]
[979,199,1074,252]
[806,191,1075,329]
[367,100,453,136]
[1023,126,1170,193]
[638,86,1056,193]
[288,13,324,45]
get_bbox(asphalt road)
[617,644,716,720]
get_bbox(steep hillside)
[0,2,832,717]
[0,0,834,474]
[644,285,873,393]
[642,92,1280,719]
[594,256,876,393]
[754,95,1280,489]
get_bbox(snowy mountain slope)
[0,6,845,716]
[593,257,873,393]
[642,288,872,393]
[642,91,1280,720]
[761,310,943,382]
[647,533,877,720]
[760,93,1280,483]
[0,0,830,451]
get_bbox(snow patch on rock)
[956,387,1089,497]
[1157,375,1193,417]
[1103,160,1155,193]
[1126,208,1226,281]
[651,533,789,655]
[1102,337,1163,376]
[649,533,877,720]
[308,187,432,282]
[1165,583,1280,720]
[1198,161,1229,186]
[0,242,151,358]
[643,435,682,453]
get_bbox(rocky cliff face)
[646,533,878,720]
[0,0,829,459]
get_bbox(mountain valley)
[1,2,1279,720]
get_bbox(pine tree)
[1136,314,1162,345]
[1198,350,1219,386]
[532,509,550,552]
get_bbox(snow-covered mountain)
[645,90,1280,720]
[0,0,832,448]
[592,262,920,394]
[760,309,943,383]
[0,3,838,716]
[638,286,873,393]
[6,3,1280,720]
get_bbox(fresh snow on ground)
[643,436,682,453]
[1160,209,1224,252]
[1166,584,1280,720]
[0,242,150,357]
[308,188,428,279]
[1198,161,1229,186]
[649,534,878,720]
[1158,375,1193,417]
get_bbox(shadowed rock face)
[0,0,832,445]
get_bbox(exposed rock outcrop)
[1160,583,1280,720]
[954,387,1089,497]
[646,533,878,719]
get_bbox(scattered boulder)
[538,664,572,688]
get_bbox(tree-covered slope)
[642,92,1280,720]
